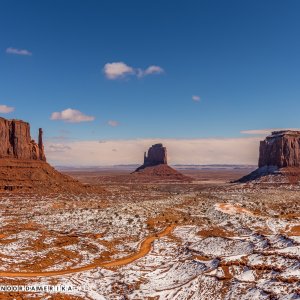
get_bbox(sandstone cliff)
[135,144,167,172]
[0,117,46,161]
[0,117,92,192]
[133,143,191,181]
[259,130,300,168]
[144,143,167,166]
[238,130,300,183]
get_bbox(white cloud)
[103,62,134,79]
[46,137,261,166]
[6,47,32,56]
[107,120,119,127]
[138,65,164,77]
[103,62,164,80]
[50,108,95,123]
[0,105,15,113]
[241,128,300,135]
[192,95,200,102]
[144,65,164,75]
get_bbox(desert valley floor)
[0,167,299,299]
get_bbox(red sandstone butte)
[238,130,300,183]
[144,144,167,166]
[0,117,91,192]
[259,130,300,168]
[133,143,191,181]
[0,117,45,161]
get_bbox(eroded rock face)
[143,143,167,167]
[0,117,46,161]
[38,128,46,161]
[0,118,91,192]
[259,130,300,168]
[134,143,171,173]
[133,143,191,181]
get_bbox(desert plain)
[0,166,299,300]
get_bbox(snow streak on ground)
[0,183,299,299]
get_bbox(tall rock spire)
[38,128,46,161]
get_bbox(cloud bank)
[6,47,32,56]
[0,105,14,113]
[103,62,164,80]
[241,128,300,135]
[47,144,72,153]
[46,137,261,166]
[50,108,95,123]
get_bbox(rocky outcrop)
[0,117,46,161]
[38,128,46,161]
[237,130,300,184]
[144,143,167,166]
[133,143,191,181]
[259,130,300,168]
[135,144,167,172]
[0,117,92,192]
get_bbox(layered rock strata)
[259,130,300,168]
[133,143,191,181]
[0,117,45,161]
[237,130,300,183]
[0,117,89,192]
[144,143,167,167]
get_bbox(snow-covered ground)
[0,184,299,299]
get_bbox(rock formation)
[0,117,89,192]
[133,143,191,181]
[144,143,167,166]
[237,130,300,183]
[258,130,300,168]
[38,128,46,161]
[0,117,46,161]
[135,143,168,172]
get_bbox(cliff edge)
[0,117,90,192]
[237,130,300,184]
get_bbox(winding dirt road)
[0,224,176,278]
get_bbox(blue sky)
[1,0,300,165]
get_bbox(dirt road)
[0,224,176,278]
